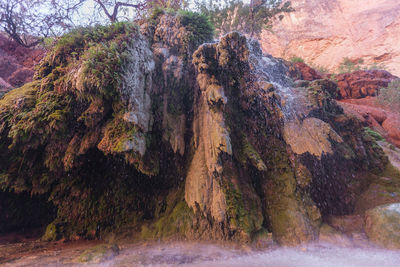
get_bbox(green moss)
[77,244,119,263]
[178,10,214,49]
[364,127,385,142]
[236,133,267,171]
[140,189,194,240]
[382,163,400,181]
[42,222,57,241]
[0,82,39,113]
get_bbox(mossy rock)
[42,223,57,241]
[365,203,400,249]
[77,244,120,263]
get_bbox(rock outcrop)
[338,97,400,148]
[336,70,397,99]
[293,62,322,81]
[0,34,44,90]
[1,13,399,248]
[261,0,400,76]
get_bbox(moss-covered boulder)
[0,12,398,247]
[365,203,400,249]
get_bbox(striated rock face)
[1,13,399,248]
[261,0,400,76]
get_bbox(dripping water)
[247,39,310,122]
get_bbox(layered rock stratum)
[261,0,400,76]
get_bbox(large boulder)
[365,203,400,249]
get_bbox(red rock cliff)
[261,0,400,76]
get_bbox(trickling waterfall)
[247,39,310,122]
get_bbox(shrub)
[364,127,385,142]
[377,79,400,109]
[338,57,387,73]
[290,56,304,63]
[178,10,215,48]
[338,57,363,73]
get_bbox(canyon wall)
[261,0,400,76]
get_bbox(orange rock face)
[261,0,400,76]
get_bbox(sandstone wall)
[261,0,400,76]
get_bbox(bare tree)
[92,0,186,23]
[0,0,85,47]
[92,0,148,22]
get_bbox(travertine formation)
[1,13,400,249]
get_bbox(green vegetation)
[290,56,304,63]
[196,0,294,37]
[338,57,387,73]
[338,57,364,73]
[364,127,385,142]
[0,22,156,238]
[377,79,400,109]
[178,10,215,48]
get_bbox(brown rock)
[293,62,322,81]
[382,116,400,146]
[326,215,364,234]
[319,224,353,246]
[7,68,34,88]
[355,182,400,214]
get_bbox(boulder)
[365,203,400,249]
[293,62,322,81]
[355,183,400,214]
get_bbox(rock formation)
[0,13,400,249]
[336,70,397,99]
[261,0,400,76]
[0,34,44,92]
